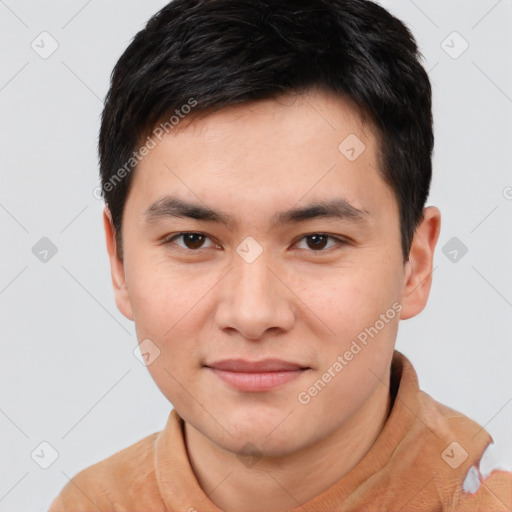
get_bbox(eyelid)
[164,232,220,250]
[293,233,349,252]
[164,232,349,253]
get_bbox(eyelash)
[163,232,349,254]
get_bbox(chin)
[224,415,309,456]
[225,430,304,459]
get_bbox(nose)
[214,251,295,341]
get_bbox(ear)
[400,206,441,320]
[103,207,134,321]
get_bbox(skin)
[104,89,441,512]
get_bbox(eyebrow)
[143,196,370,229]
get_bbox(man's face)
[111,90,413,456]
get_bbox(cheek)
[295,259,402,396]
[125,248,212,334]
[126,261,227,382]
[296,260,402,334]
[126,268,209,406]
[298,266,400,418]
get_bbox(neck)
[183,382,392,512]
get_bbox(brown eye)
[182,233,206,249]
[305,234,329,250]
[295,234,347,252]
[166,232,216,251]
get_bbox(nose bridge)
[215,247,294,339]
[234,251,273,304]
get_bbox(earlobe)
[103,207,134,321]
[400,206,441,320]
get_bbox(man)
[49,0,512,510]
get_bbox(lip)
[206,358,307,372]
[204,359,310,392]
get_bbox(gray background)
[0,0,511,510]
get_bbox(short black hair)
[99,0,433,262]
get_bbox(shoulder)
[48,431,165,512]
[415,391,512,510]
[457,469,512,511]
[391,353,511,510]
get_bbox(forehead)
[162,90,374,150]
[126,90,397,229]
